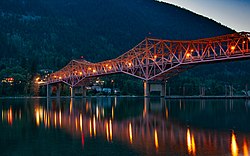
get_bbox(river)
[0,97,250,156]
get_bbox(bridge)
[46,32,250,97]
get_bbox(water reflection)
[1,105,21,126]
[244,139,249,156]
[187,128,196,155]
[231,132,239,156]
[1,98,250,156]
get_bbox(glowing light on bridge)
[47,32,250,86]
[186,52,191,58]
[231,46,236,51]
[154,129,159,150]
[129,122,133,144]
[231,132,239,156]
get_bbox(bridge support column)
[81,86,87,97]
[56,84,61,98]
[144,81,166,97]
[144,81,150,97]
[70,86,75,98]
[47,84,51,98]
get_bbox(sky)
[158,0,250,32]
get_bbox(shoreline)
[0,95,249,99]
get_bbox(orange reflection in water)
[109,120,113,141]
[7,107,13,125]
[79,113,83,132]
[154,129,159,150]
[129,122,133,144]
[243,139,249,156]
[35,108,40,126]
[187,128,196,155]
[54,112,57,127]
[106,122,109,141]
[59,110,62,128]
[93,116,96,137]
[231,132,239,156]
[89,119,92,137]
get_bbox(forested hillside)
[0,0,249,96]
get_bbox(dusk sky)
[158,0,250,32]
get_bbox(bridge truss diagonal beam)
[47,32,250,86]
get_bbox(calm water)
[1,97,250,156]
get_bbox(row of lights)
[185,45,240,59]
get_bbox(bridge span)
[46,32,250,97]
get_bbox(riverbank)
[0,95,249,99]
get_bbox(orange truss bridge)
[46,32,250,97]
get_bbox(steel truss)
[47,32,250,87]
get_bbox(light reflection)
[59,110,62,128]
[80,113,83,132]
[35,108,40,126]
[81,133,85,148]
[7,107,13,125]
[231,132,239,156]
[112,107,114,119]
[106,122,109,141]
[89,119,92,137]
[129,122,133,144]
[154,129,159,150]
[109,120,113,141]
[26,99,250,156]
[187,128,196,155]
[2,110,3,122]
[191,134,196,155]
[54,112,57,127]
[96,106,99,119]
[187,129,191,153]
[75,118,78,131]
[70,99,73,114]
[165,107,169,119]
[243,139,249,156]
[93,116,96,137]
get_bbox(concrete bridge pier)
[70,86,75,98]
[81,86,87,97]
[144,80,166,97]
[56,83,61,98]
[47,84,52,98]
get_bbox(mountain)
[0,0,248,96]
